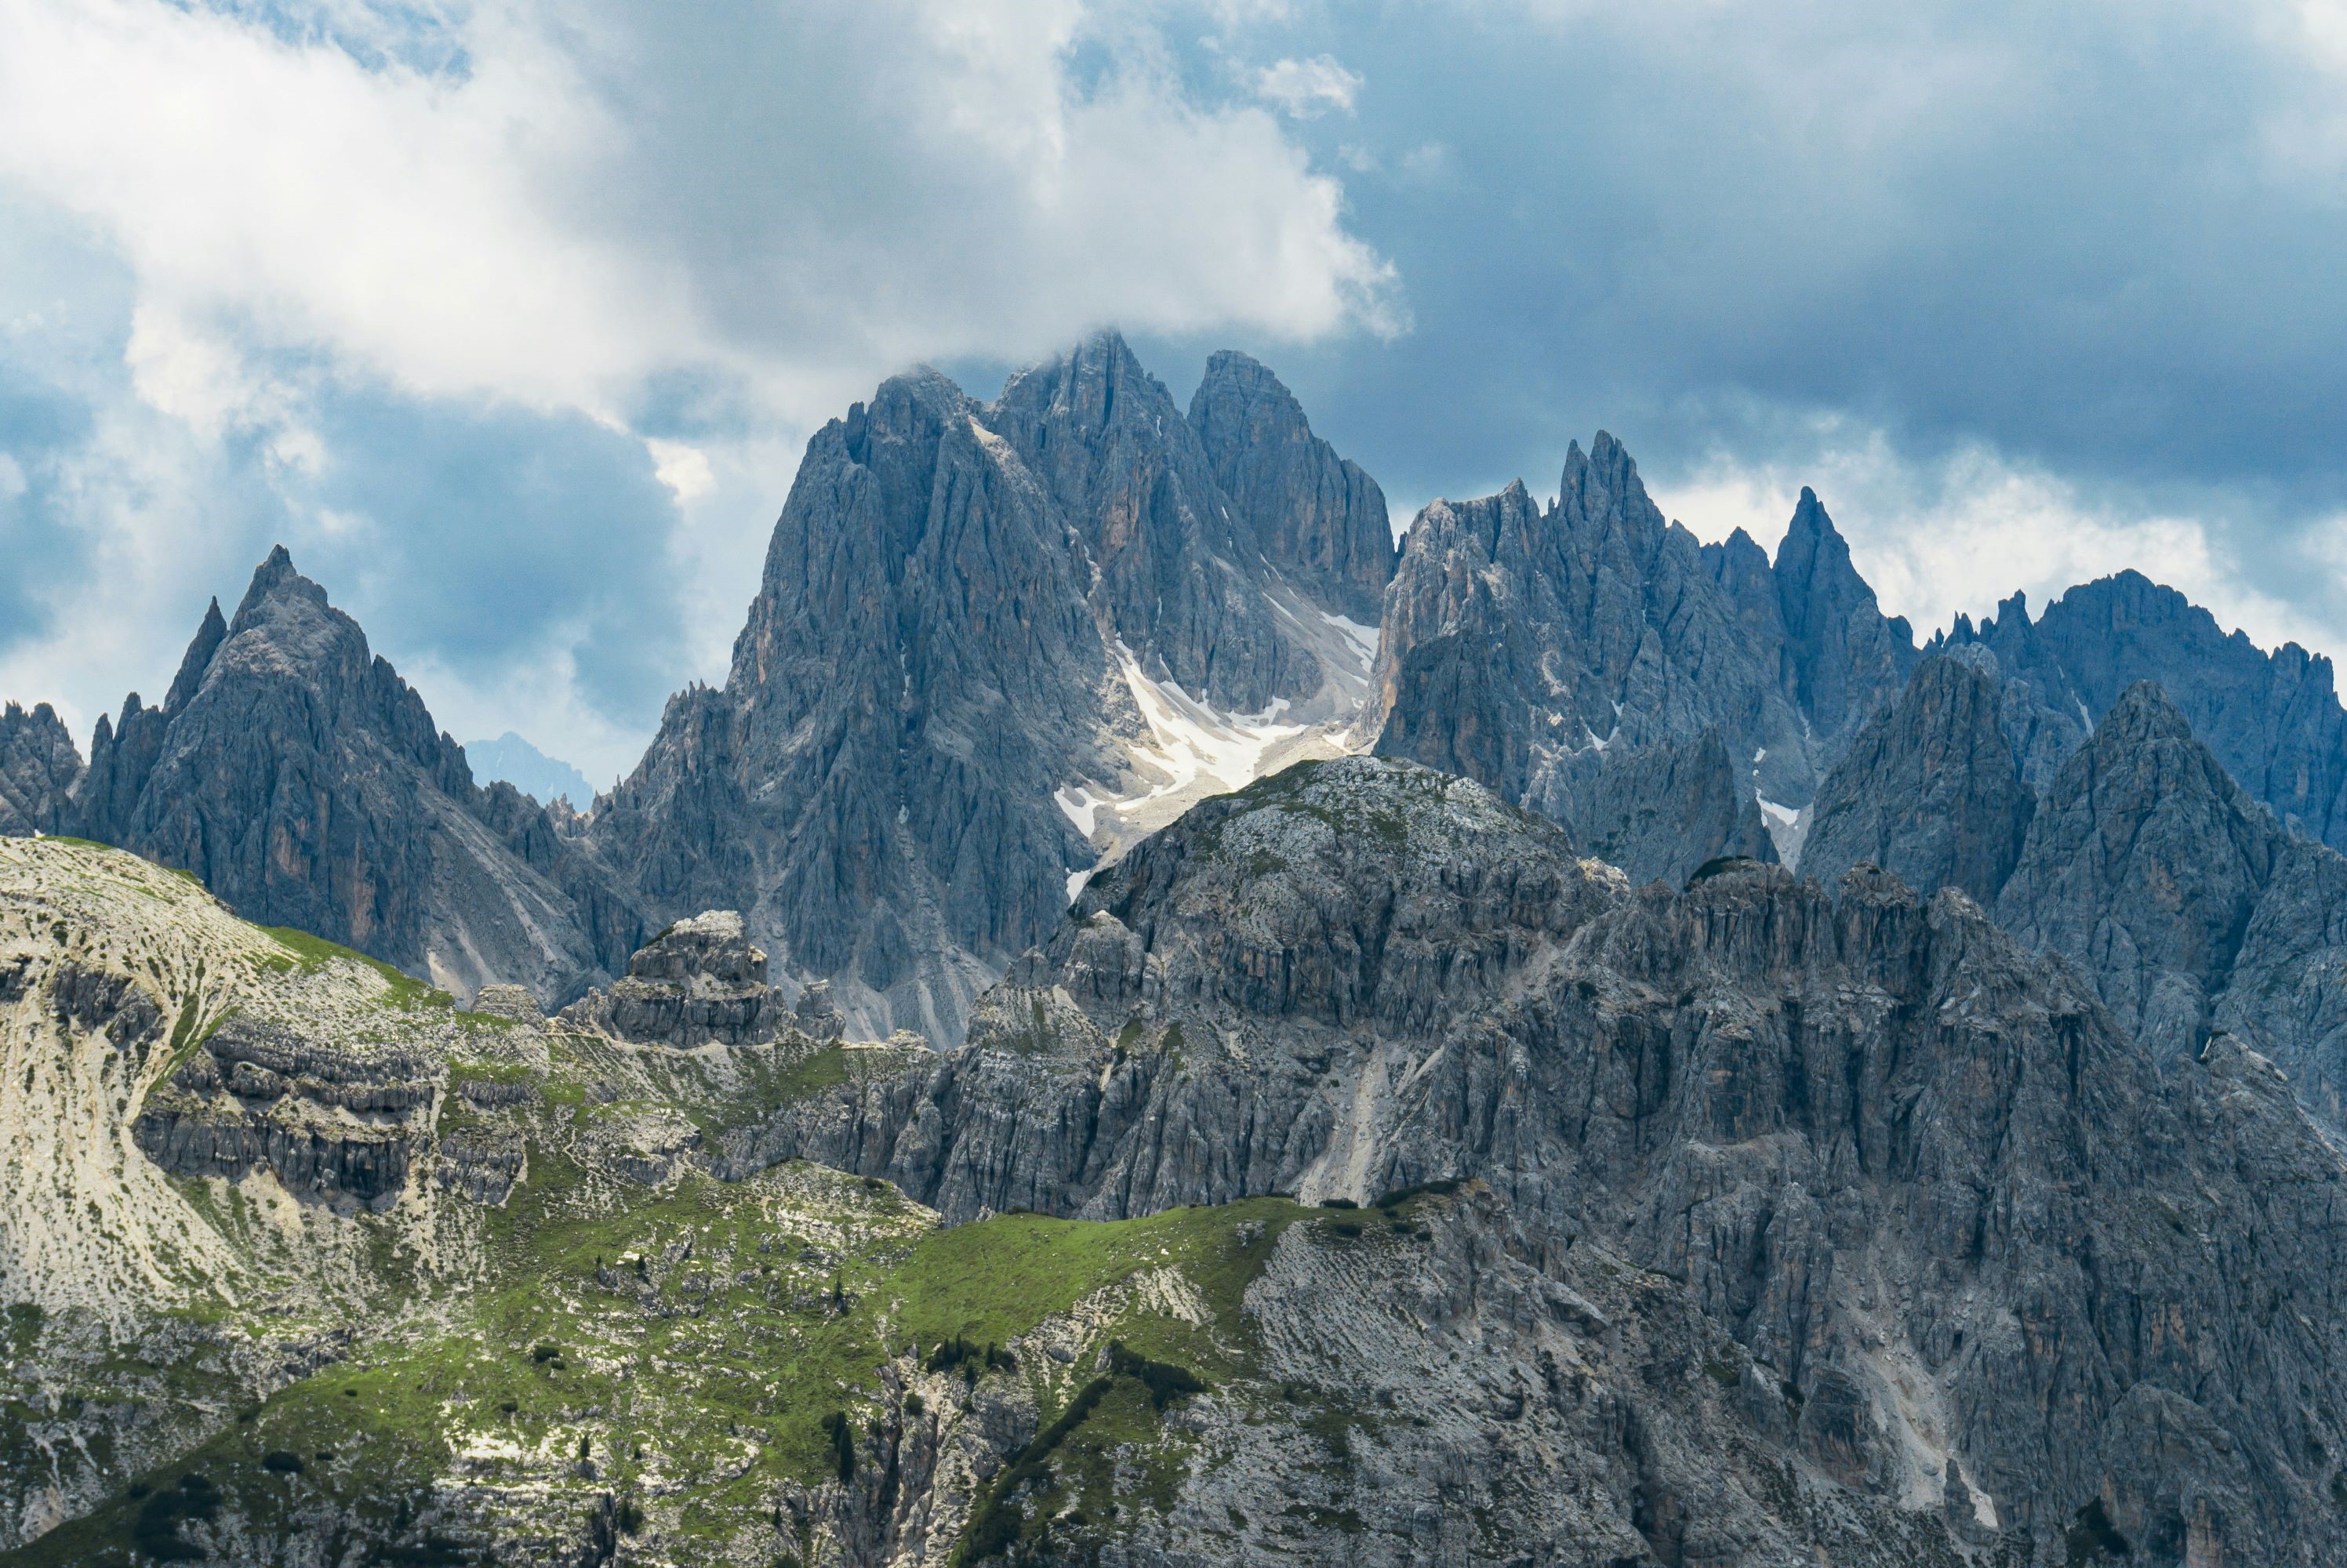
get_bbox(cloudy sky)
[4,0,2346,783]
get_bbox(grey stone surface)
[591,334,1388,1045]
[70,549,641,1004]
[1940,570,2347,846]
[1186,347,1393,623]
[1802,656,2036,902]
[1996,682,2286,1056]
[1373,437,1918,880]
[558,908,829,1047]
[1568,728,1777,886]
[0,702,81,837]
[736,755,2347,1565]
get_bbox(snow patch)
[1757,796,1810,869]
[1056,644,1308,840]
[1055,786,1105,837]
[1317,610,1380,672]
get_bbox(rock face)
[1806,663,2347,1140]
[1996,683,2287,1056]
[1801,657,2036,903]
[1571,728,1776,886]
[1940,570,2347,847]
[0,702,81,837]
[1373,437,1917,869]
[1989,679,2347,1137]
[739,755,2347,1565]
[133,1016,431,1213]
[591,332,1390,1044]
[67,550,640,1004]
[1186,348,1394,624]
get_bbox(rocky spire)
[1554,430,1668,548]
[987,328,1314,711]
[74,549,634,1004]
[1772,487,1916,744]
[162,597,227,714]
[0,701,83,837]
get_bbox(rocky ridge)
[1800,655,2347,1138]
[0,833,2030,1567]
[1939,569,2347,849]
[1372,439,1918,873]
[737,754,2347,1565]
[5,550,642,1006]
[0,704,78,837]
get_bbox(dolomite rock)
[590,334,1388,1045]
[1939,570,2347,846]
[735,754,2347,1565]
[558,909,790,1047]
[1372,443,1920,892]
[1802,656,2036,902]
[69,551,642,1004]
[0,702,81,837]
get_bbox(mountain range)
[463,733,598,812]
[7,331,2347,1563]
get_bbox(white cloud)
[0,0,1401,435]
[1253,54,1364,118]
[645,439,716,506]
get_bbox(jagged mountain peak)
[1187,343,1394,621]
[231,542,330,624]
[601,332,1388,1044]
[1555,428,1664,539]
[2093,677,2197,746]
[1996,675,2284,1054]
[0,698,82,837]
[991,325,1162,429]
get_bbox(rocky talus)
[737,755,2347,1566]
[592,332,1390,1045]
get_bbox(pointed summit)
[0,699,83,837]
[1802,657,2034,902]
[989,327,1312,711]
[1555,430,1665,543]
[1771,487,1916,742]
[231,544,330,633]
[1187,347,1393,620]
[163,597,228,713]
[73,554,638,1004]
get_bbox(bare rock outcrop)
[736,754,2347,1565]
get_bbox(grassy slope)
[13,1173,1322,1566]
[0,838,1354,1566]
